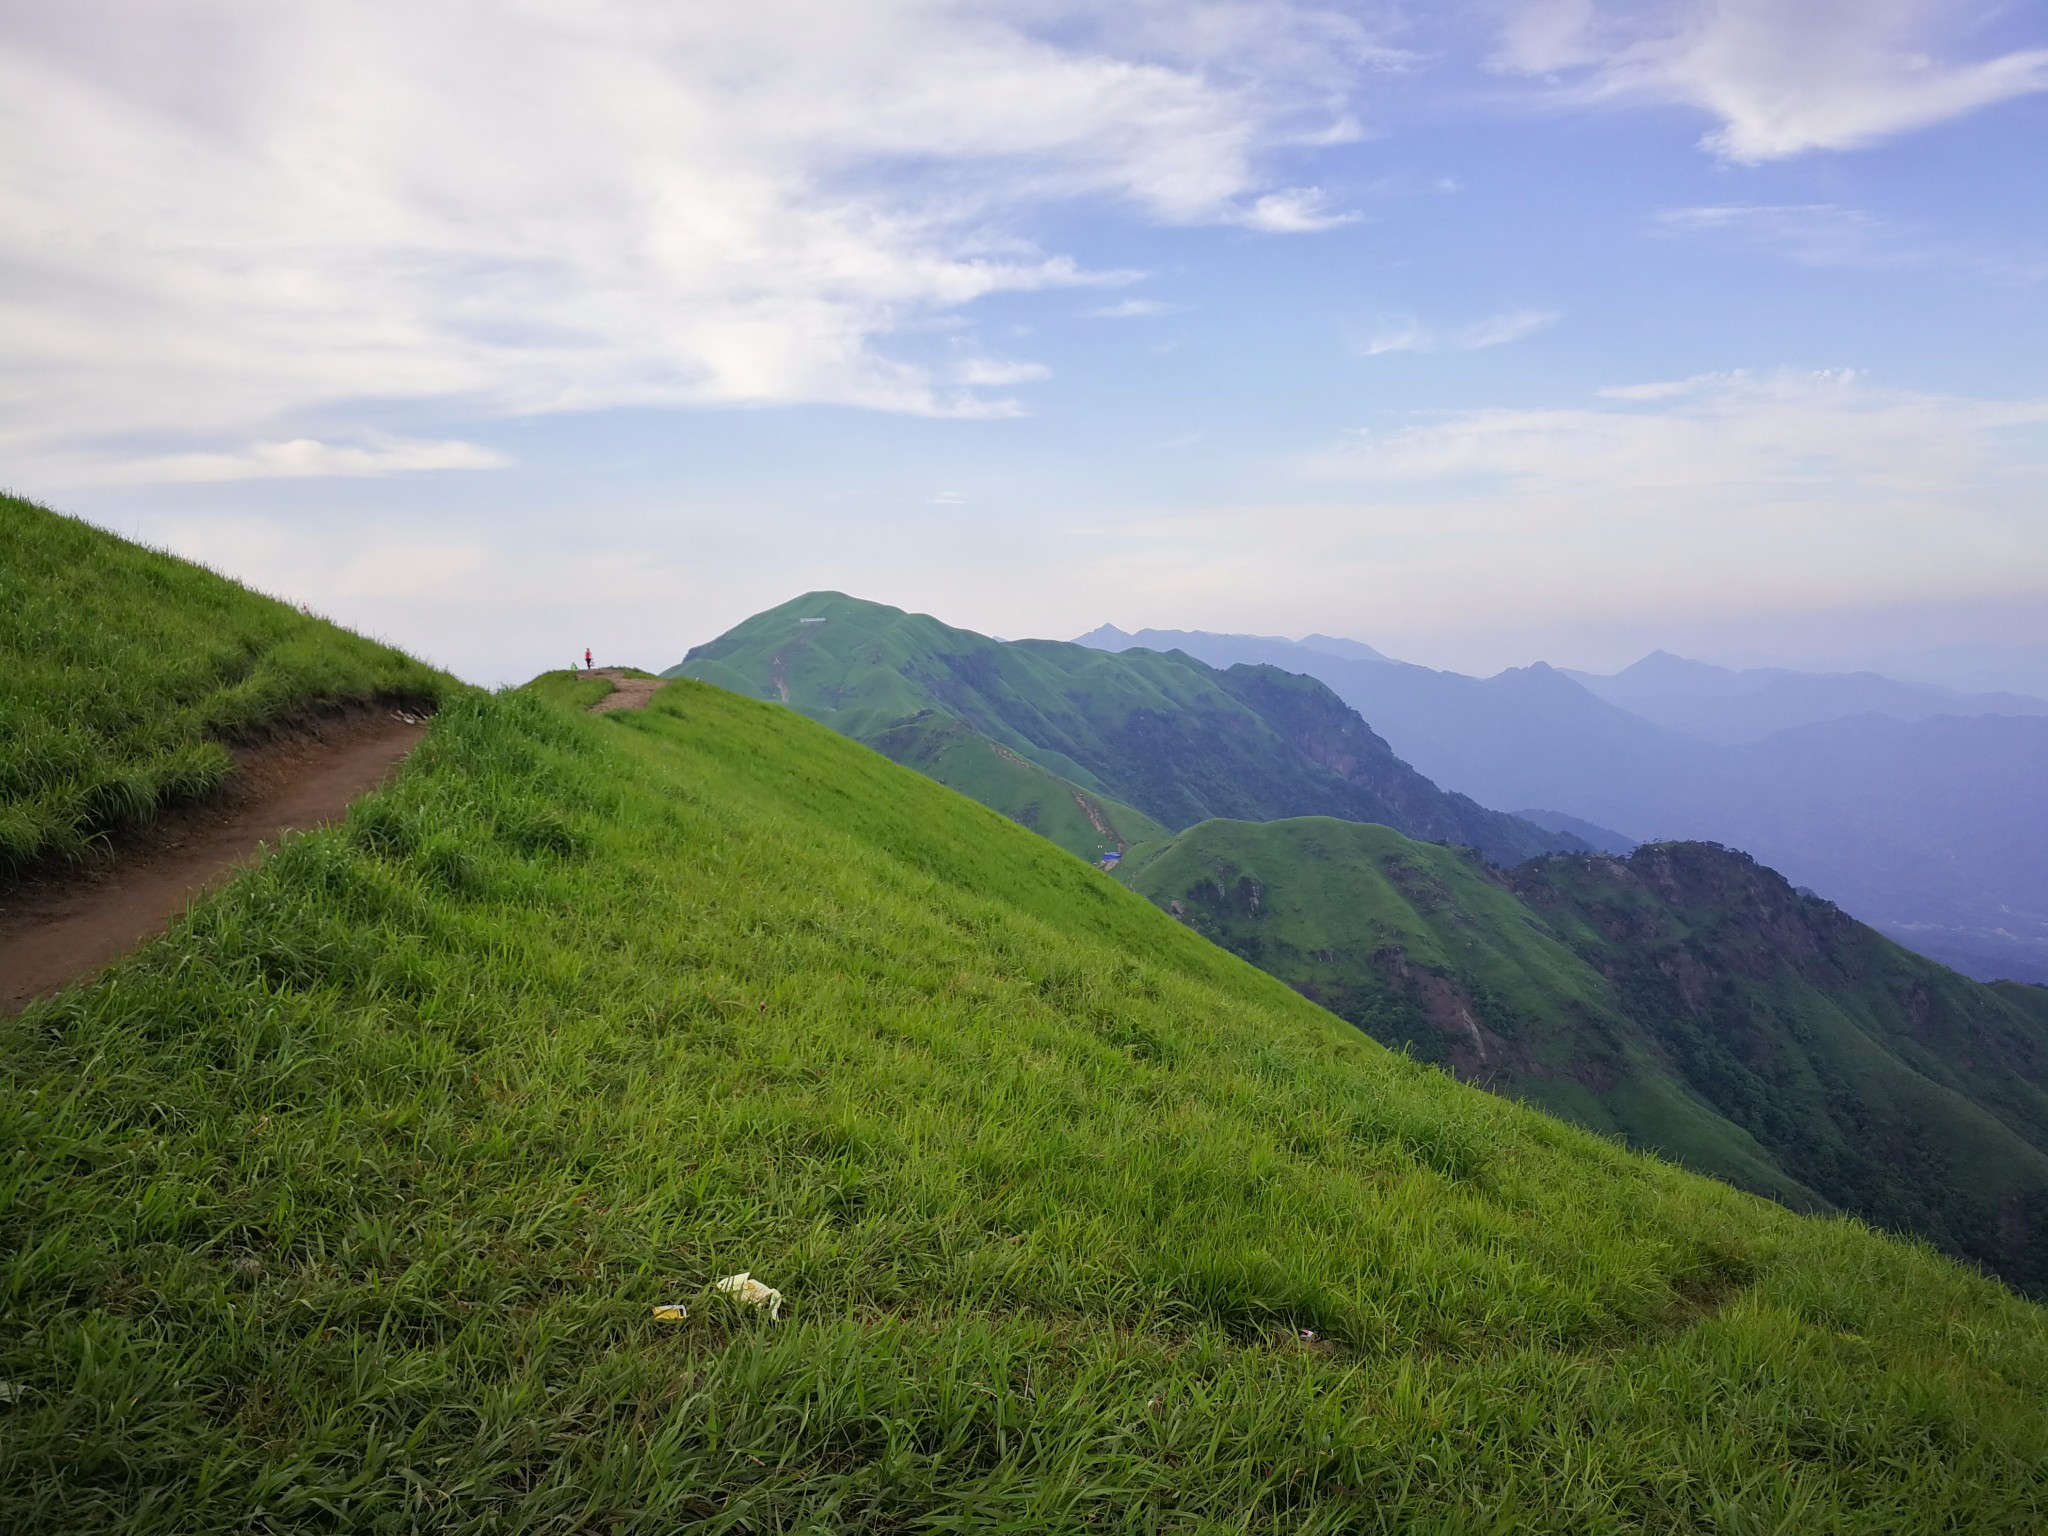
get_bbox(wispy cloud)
[1085,298,1177,319]
[1097,369,2048,658]
[1492,0,2048,162]
[953,359,1053,388]
[1653,204,1921,268]
[1654,202,2046,283]
[1356,310,1560,356]
[50,437,509,486]
[1309,369,2048,495]
[1241,187,1361,233]
[0,0,1384,482]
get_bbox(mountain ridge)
[673,592,1577,867]
[1076,624,2048,983]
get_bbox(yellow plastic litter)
[651,1303,688,1321]
[715,1272,784,1319]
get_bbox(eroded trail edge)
[586,668,669,713]
[0,707,428,1014]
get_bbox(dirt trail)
[586,668,670,713]
[0,707,427,1015]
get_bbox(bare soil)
[0,705,428,1014]
[586,668,669,713]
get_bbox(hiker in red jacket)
[584,647,593,672]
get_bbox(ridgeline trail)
[586,668,669,713]
[0,707,428,1014]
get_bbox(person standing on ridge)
[585,647,593,672]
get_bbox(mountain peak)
[1072,623,1134,649]
[1296,633,1394,664]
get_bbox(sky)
[3,0,2046,684]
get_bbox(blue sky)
[4,1,2046,683]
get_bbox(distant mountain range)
[1563,648,2048,745]
[669,594,1578,867]
[1121,821,2048,1294]
[1078,626,2048,984]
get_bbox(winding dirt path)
[0,707,428,1014]
[586,668,669,713]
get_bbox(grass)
[866,712,1166,859]
[0,493,449,873]
[1121,817,1809,1200]
[1123,816,2048,1294]
[4,672,2048,1531]
[524,670,631,711]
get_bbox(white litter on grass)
[716,1272,785,1320]
[651,1304,688,1322]
[0,1382,25,1403]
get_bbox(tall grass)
[3,678,2044,1531]
[0,495,448,872]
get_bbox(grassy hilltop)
[668,591,1570,866]
[5,520,2048,1529]
[1124,818,2048,1293]
[0,493,447,874]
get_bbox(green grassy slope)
[1122,818,1820,1208]
[5,679,2048,1529]
[866,711,1167,861]
[1125,817,2048,1293]
[667,591,1571,865]
[1519,844,2048,1289]
[0,494,447,872]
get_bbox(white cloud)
[1357,309,1559,355]
[1057,370,2048,668]
[953,358,1053,388]
[1493,0,2048,162]
[71,437,509,486]
[1241,186,1361,232]
[1654,203,2046,284]
[1086,298,1176,319]
[1310,369,2048,496]
[0,0,1380,482]
[1597,379,1695,401]
[1653,204,1920,268]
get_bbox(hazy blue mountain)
[1514,808,1639,855]
[1073,623,1395,670]
[1075,630,1697,824]
[1564,650,2048,745]
[1869,641,2048,701]
[1075,625,2048,984]
[1295,633,1396,664]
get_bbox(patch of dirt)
[0,703,429,1015]
[1070,791,1114,839]
[585,668,669,714]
